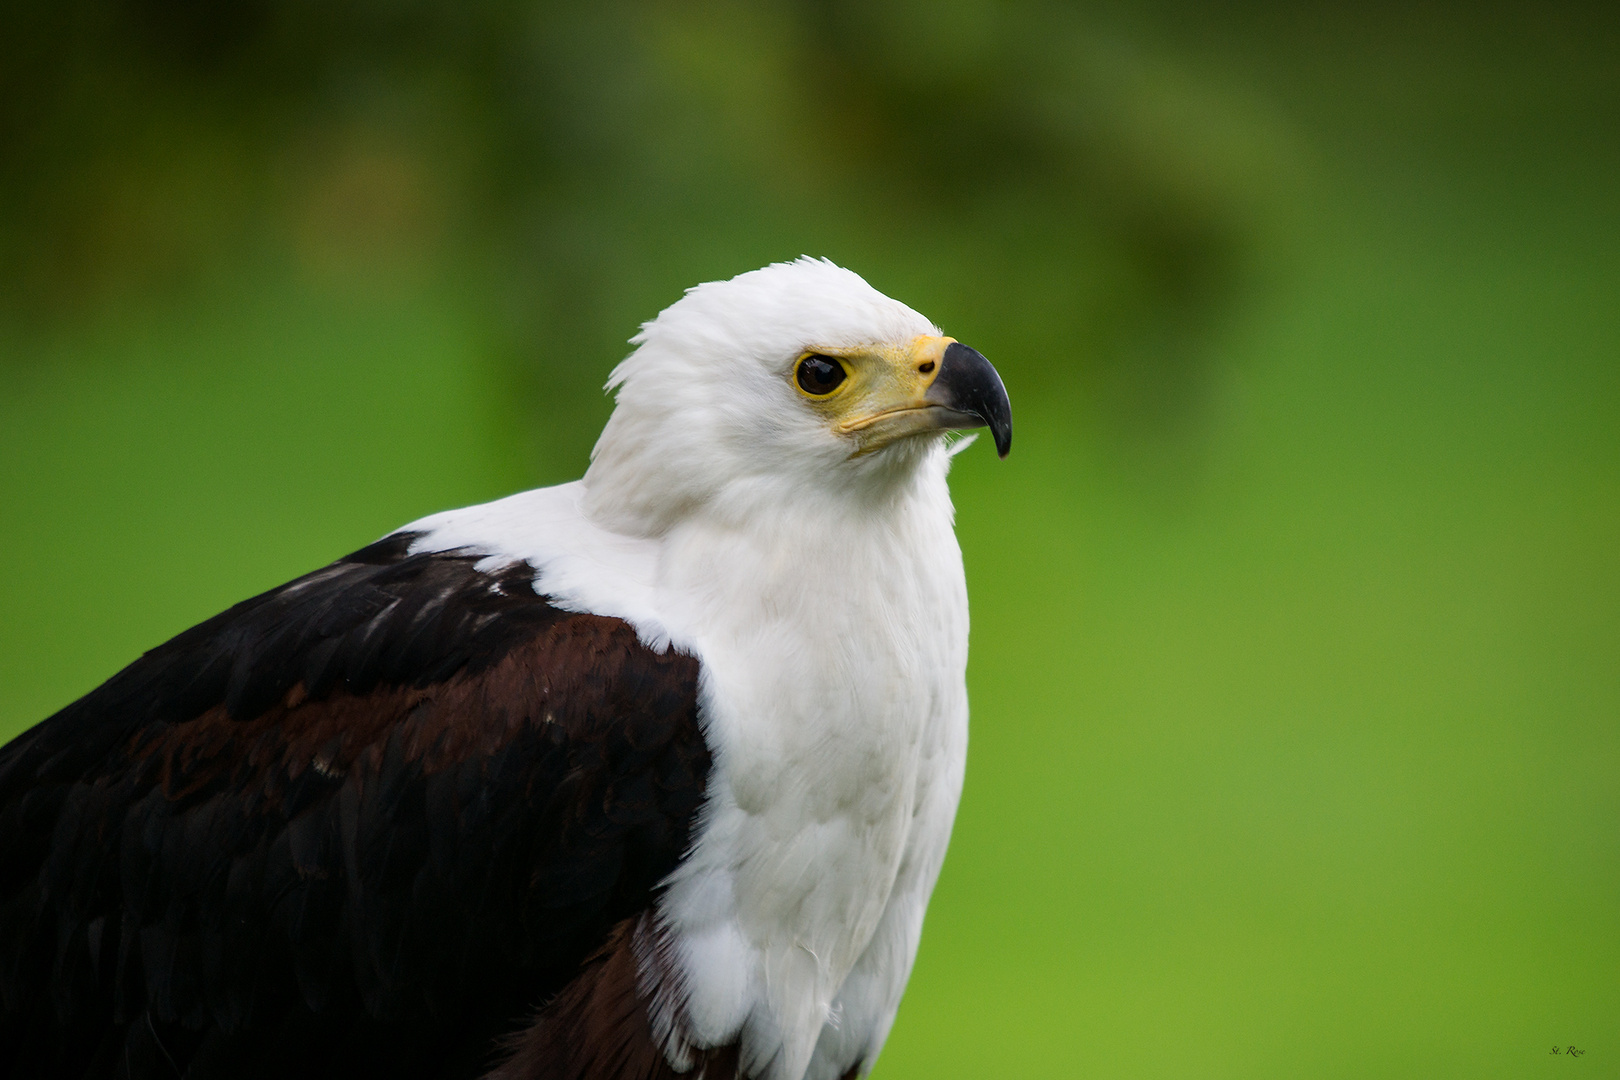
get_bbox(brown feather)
[489,917,743,1080]
[132,611,682,808]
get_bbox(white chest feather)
[652,479,968,1080]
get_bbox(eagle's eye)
[796,355,847,395]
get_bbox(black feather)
[0,535,709,1079]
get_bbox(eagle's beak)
[923,342,1013,458]
[836,336,1013,458]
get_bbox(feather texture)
[0,536,709,1078]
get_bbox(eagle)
[0,258,1012,1080]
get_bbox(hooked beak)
[923,342,1013,458]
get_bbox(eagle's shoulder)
[0,533,712,1079]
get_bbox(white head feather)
[582,258,942,536]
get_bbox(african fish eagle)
[0,258,1012,1080]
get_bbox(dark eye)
[796,354,847,395]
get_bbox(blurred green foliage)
[2,0,1276,467]
[1,2,1616,1077]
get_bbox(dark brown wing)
[0,534,710,1080]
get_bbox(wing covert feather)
[0,535,709,1079]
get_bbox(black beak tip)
[940,341,1013,460]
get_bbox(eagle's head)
[583,258,1011,535]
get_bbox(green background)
[2,2,1614,1076]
